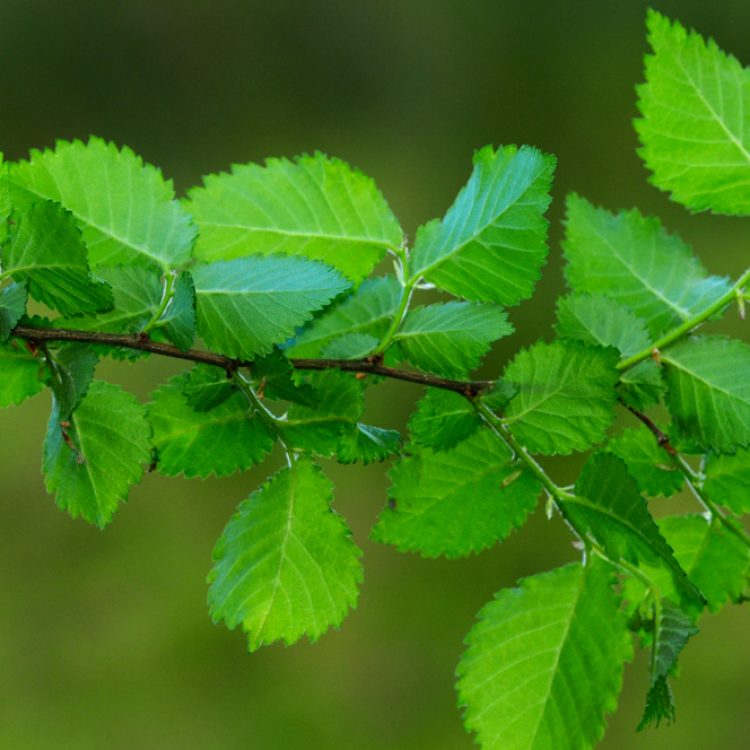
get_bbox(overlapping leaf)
[207,459,363,650]
[704,447,750,514]
[457,561,632,750]
[503,340,619,455]
[11,138,195,270]
[43,381,151,527]
[563,195,730,336]
[373,428,540,557]
[410,145,555,305]
[193,256,350,359]
[408,388,481,450]
[395,301,512,377]
[637,11,750,215]
[337,423,401,464]
[0,339,47,407]
[0,283,26,341]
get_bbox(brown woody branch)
[10,324,492,398]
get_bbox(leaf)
[149,374,274,478]
[156,271,196,350]
[250,349,315,406]
[337,423,401,464]
[0,283,27,341]
[0,339,47,407]
[457,560,632,750]
[662,336,750,453]
[49,344,98,419]
[193,256,350,359]
[607,425,684,498]
[503,340,620,455]
[563,195,730,336]
[636,10,750,215]
[186,152,402,283]
[394,302,513,377]
[407,388,481,450]
[182,364,237,412]
[207,458,363,650]
[287,276,402,358]
[42,381,151,527]
[11,137,195,270]
[638,600,698,730]
[322,332,379,360]
[481,379,519,411]
[280,371,364,456]
[410,145,555,306]
[704,447,750,514]
[373,428,540,558]
[565,453,704,610]
[3,200,113,316]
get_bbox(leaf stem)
[373,252,416,355]
[142,271,177,334]
[618,266,750,371]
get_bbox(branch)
[10,324,492,397]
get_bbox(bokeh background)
[1,1,748,748]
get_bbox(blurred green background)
[1,1,748,748]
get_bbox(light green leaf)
[287,276,401,358]
[322,332,379,360]
[280,371,364,456]
[565,454,704,610]
[193,256,350,360]
[186,152,403,282]
[457,560,631,750]
[0,339,47,407]
[607,425,684,498]
[636,11,750,215]
[149,374,274,478]
[395,302,512,377]
[337,423,401,464]
[207,459,363,650]
[639,599,698,730]
[408,388,481,450]
[11,137,195,270]
[704,447,750,514]
[410,145,555,305]
[503,340,620,455]
[3,200,113,316]
[0,283,27,341]
[662,336,750,453]
[563,195,730,336]
[373,428,540,558]
[42,381,151,527]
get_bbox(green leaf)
[503,340,620,455]
[607,425,684,498]
[207,458,363,650]
[373,428,540,558]
[636,10,750,215]
[186,152,403,282]
[563,195,730,336]
[42,380,151,527]
[49,344,98,419]
[156,271,196,351]
[410,145,555,305]
[337,423,401,464]
[0,283,27,341]
[0,339,47,407]
[250,349,315,406]
[555,292,663,408]
[407,388,481,450]
[662,336,750,453]
[3,200,113,316]
[639,600,698,730]
[280,370,364,456]
[149,374,274,478]
[11,137,195,270]
[704,447,750,514]
[321,332,379,360]
[481,379,519,411]
[193,256,350,360]
[287,276,401,358]
[565,454,704,610]
[182,364,237,412]
[395,302,512,377]
[457,560,632,750]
